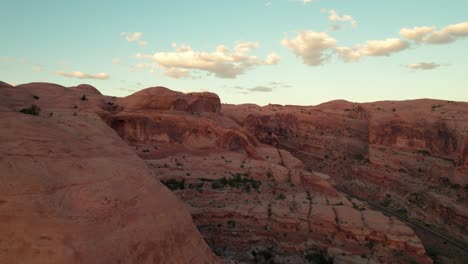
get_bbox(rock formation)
[0,83,219,264]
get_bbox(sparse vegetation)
[366,240,376,249]
[19,104,41,116]
[417,149,431,156]
[227,220,236,228]
[431,105,443,110]
[252,248,274,263]
[210,173,261,192]
[267,168,273,179]
[81,95,88,101]
[307,191,313,217]
[354,153,365,161]
[32,95,40,100]
[161,179,185,190]
[276,194,286,200]
[304,250,333,264]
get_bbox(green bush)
[210,173,261,192]
[417,149,431,156]
[19,105,41,116]
[304,250,333,264]
[161,179,185,190]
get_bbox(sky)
[1,0,468,105]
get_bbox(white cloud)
[406,62,445,70]
[33,66,43,73]
[328,10,357,28]
[264,53,280,65]
[233,81,290,94]
[400,22,468,44]
[140,42,279,79]
[56,71,110,80]
[112,58,121,65]
[399,26,435,42]
[336,38,409,62]
[164,68,190,79]
[121,32,149,46]
[281,31,337,66]
[135,53,153,59]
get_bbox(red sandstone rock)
[0,88,219,263]
[118,87,221,113]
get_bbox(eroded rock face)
[1,82,437,263]
[147,150,431,264]
[0,87,219,263]
[100,87,432,263]
[223,99,468,245]
[117,87,221,113]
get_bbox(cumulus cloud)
[406,62,446,70]
[248,86,273,92]
[264,53,280,65]
[139,42,279,79]
[234,82,290,94]
[33,66,43,73]
[400,22,468,44]
[164,68,190,79]
[328,10,357,28]
[336,38,409,62]
[281,31,337,66]
[56,71,110,80]
[121,32,148,46]
[112,58,121,65]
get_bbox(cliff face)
[223,99,468,245]
[2,82,443,263]
[0,83,219,264]
[99,88,432,263]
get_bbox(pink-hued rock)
[0,102,218,263]
[117,86,221,113]
[1,82,438,263]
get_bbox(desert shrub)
[417,149,431,156]
[32,95,40,100]
[81,95,87,101]
[161,179,185,190]
[267,168,273,179]
[304,250,333,264]
[276,194,286,200]
[211,173,261,192]
[252,248,274,263]
[227,220,236,228]
[354,154,364,161]
[19,105,41,116]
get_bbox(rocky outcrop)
[223,99,468,246]
[147,151,431,264]
[2,82,440,263]
[0,88,219,263]
[118,87,221,113]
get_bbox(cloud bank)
[56,71,110,80]
[138,42,280,79]
[400,22,468,44]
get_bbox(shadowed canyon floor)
[1,82,467,263]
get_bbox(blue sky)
[1,0,467,105]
